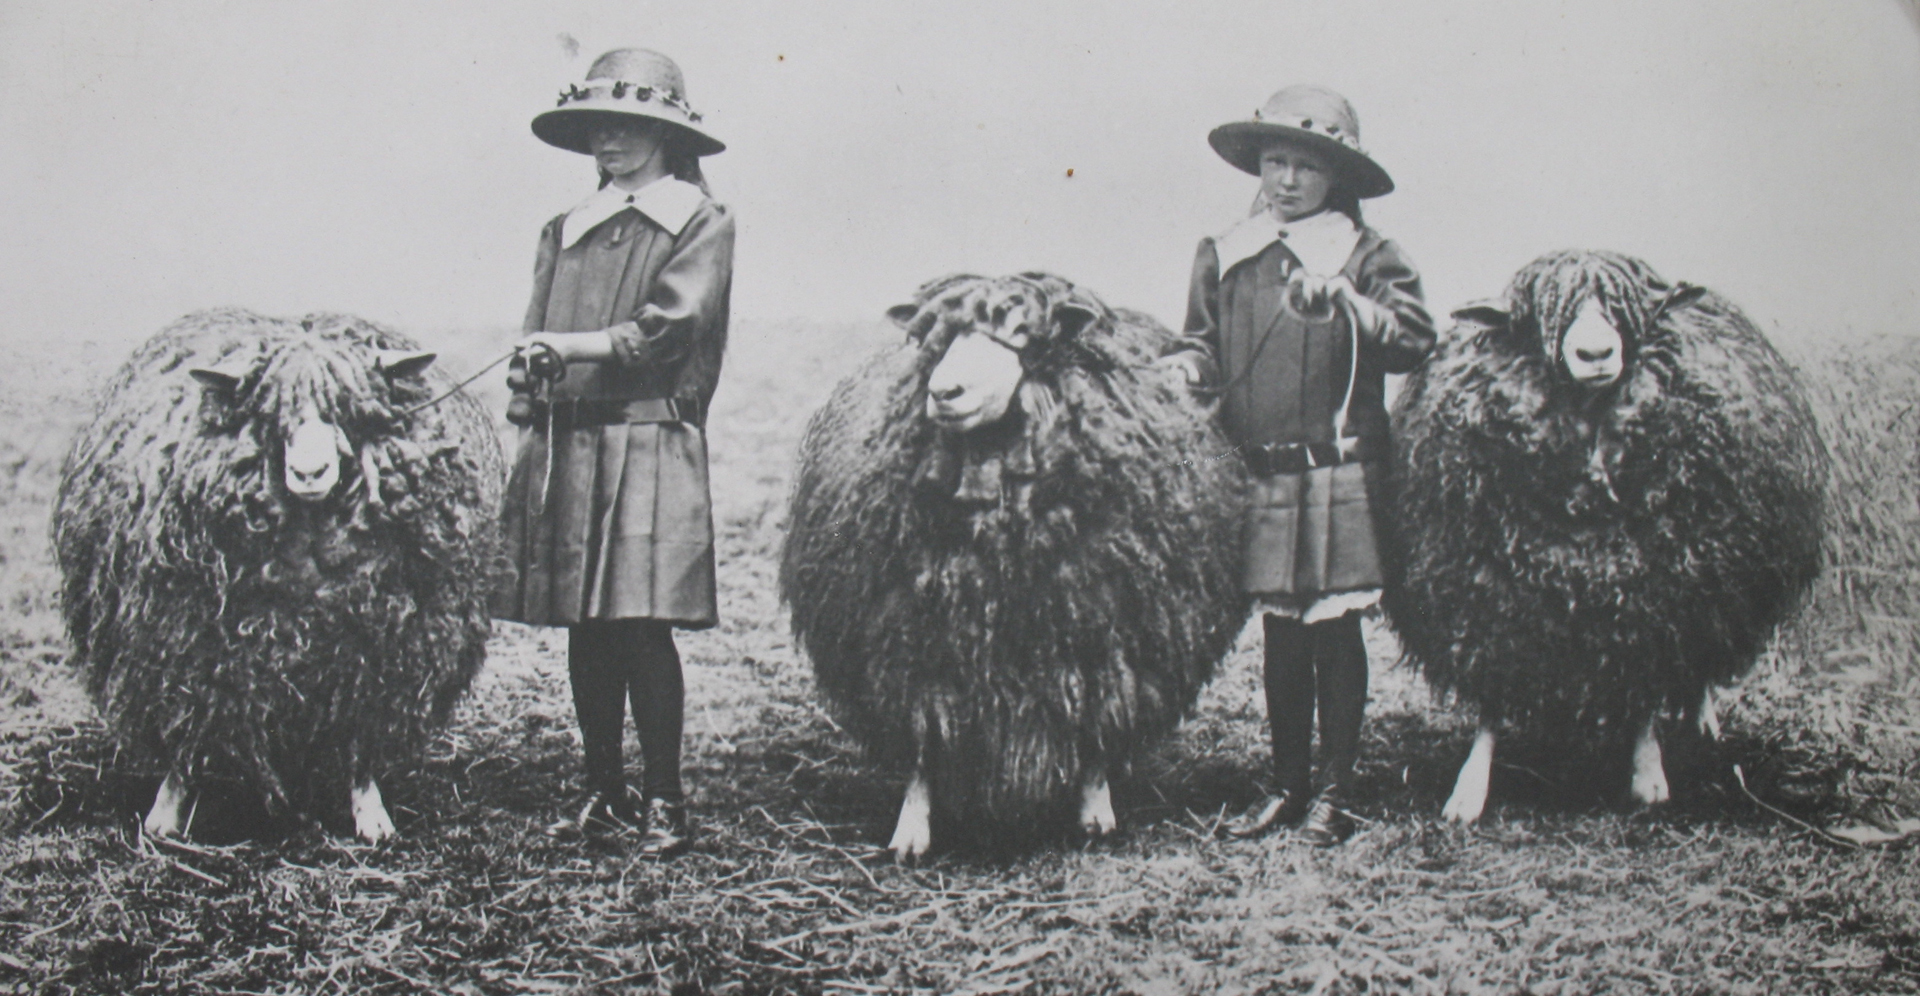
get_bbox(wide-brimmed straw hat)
[531,48,725,157]
[1208,84,1392,198]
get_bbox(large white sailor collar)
[1213,209,1362,279]
[560,176,706,247]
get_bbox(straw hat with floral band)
[1208,84,1391,199]
[532,48,725,158]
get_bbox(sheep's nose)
[284,420,344,500]
[930,383,964,402]
[1576,346,1615,363]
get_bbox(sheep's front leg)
[888,770,932,861]
[350,777,397,843]
[1698,686,1721,741]
[1078,769,1116,838]
[143,771,192,839]
[1442,727,1497,824]
[1629,716,1670,806]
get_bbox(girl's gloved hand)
[1324,275,1396,341]
[1285,271,1338,322]
[514,330,616,364]
[1158,352,1206,387]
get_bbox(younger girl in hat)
[495,48,733,856]
[1166,85,1434,845]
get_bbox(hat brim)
[532,103,725,157]
[1208,122,1392,198]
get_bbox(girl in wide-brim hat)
[495,48,733,858]
[1165,84,1435,845]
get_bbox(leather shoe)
[545,787,643,839]
[1222,789,1309,839]
[636,797,692,857]
[1301,789,1356,847]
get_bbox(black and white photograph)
[2,0,1919,992]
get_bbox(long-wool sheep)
[53,308,502,836]
[1382,250,1826,817]
[781,273,1247,850]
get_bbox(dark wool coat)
[1171,218,1434,598]
[494,182,733,628]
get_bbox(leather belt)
[533,396,704,428]
[1244,439,1369,476]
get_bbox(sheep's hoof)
[887,817,931,862]
[1440,790,1486,825]
[1077,774,1117,839]
[350,779,397,844]
[1629,722,1671,807]
[143,773,191,839]
[1441,728,1495,824]
[1629,762,1671,807]
[888,773,932,862]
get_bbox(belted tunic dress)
[494,177,733,628]
[1172,211,1433,610]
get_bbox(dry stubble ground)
[1,315,1918,996]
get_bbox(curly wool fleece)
[53,309,503,809]
[781,273,1248,840]
[1382,251,1827,740]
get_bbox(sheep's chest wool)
[1382,252,1827,742]
[781,274,1250,845]
[52,309,503,813]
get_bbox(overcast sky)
[3,0,1916,353]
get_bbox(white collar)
[1213,209,1361,278]
[560,176,706,247]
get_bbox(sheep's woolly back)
[781,274,1247,835]
[1383,252,1827,738]
[52,308,504,806]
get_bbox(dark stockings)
[1262,611,1370,796]
[1262,615,1315,797]
[568,620,686,803]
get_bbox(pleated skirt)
[1242,461,1383,610]
[494,420,717,629]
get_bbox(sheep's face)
[282,411,351,502]
[191,335,438,506]
[891,274,1105,436]
[1559,304,1625,389]
[925,327,1028,432]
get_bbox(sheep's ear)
[188,356,256,394]
[1450,300,1510,332]
[1050,300,1102,341]
[1652,282,1708,321]
[886,303,921,328]
[375,349,438,379]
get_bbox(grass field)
[2,315,1919,995]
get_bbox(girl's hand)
[1285,271,1337,322]
[1158,352,1205,387]
[515,331,615,363]
[1324,275,1397,341]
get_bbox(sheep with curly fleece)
[53,308,503,842]
[782,273,1248,857]
[1382,250,1826,822]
